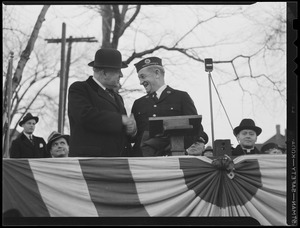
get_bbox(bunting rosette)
[3,155,286,225]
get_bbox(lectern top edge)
[149,115,202,121]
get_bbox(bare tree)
[85,4,286,99]
[2,5,51,153]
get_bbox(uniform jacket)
[131,86,207,156]
[232,144,261,156]
[10,133,50,158]
[68,76,132,157]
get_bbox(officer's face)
[138,67,159,94]
[236,129,257,149]
[22,119,36,134]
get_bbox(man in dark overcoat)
[131,57,208,157]
[68,48,136,157]
[10,113,50,158]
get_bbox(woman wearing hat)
[10,113,51,158]
[232,118,262,156]
[68,48,136,157]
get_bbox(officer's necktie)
[152,92,159,103]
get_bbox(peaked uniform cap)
[19,113,39,126]
[47,131,70,152]
[134,57,162,73]
[233,118,262,136]
[88,48,128,69]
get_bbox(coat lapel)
[21,133,34,148]
[144,93,156,104]
[86,76,122,111]
[157,86,173,103]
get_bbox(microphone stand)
[208,71,215,146]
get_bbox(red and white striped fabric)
[3,155,286,225]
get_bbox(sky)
[3,3,288,148]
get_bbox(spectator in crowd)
[261,142,283,155]
[47,131,70,158]
[232,118,262,156]
[10,113,50,158]
[131,56,208,157]
[202,146,214,157]
[68,48,136,157]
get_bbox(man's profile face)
[104,68,123,89]
[50,137,69,158]
[22,119,36,134]
[237,129,257,149]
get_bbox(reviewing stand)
[149,115,202,156]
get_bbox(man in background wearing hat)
[47,131,70,158]
[10,113,51,158]
[68,48,136,157]
[202,146,214,158]
[131,56,208,157]
[232,118,262,156]
[261,142,283,155]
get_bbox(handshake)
[122,114,137,136]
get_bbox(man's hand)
[122,114,137,136]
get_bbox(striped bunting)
[3,155,287,225]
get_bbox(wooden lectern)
[149,115,202,156]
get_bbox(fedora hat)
[88,48,128,69]
[233,118,262,136]
[19,113,39,126]
[47,131,70,152]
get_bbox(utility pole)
[45,26,97,133]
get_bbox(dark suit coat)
[131,86,208,156]
[232,145,261,156]
[10,133,50,158]
[68,76,132,157]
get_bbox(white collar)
[241,146,255,153]
[92,76,106,91]
[23,132,33,139]
[155,84,167,99]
